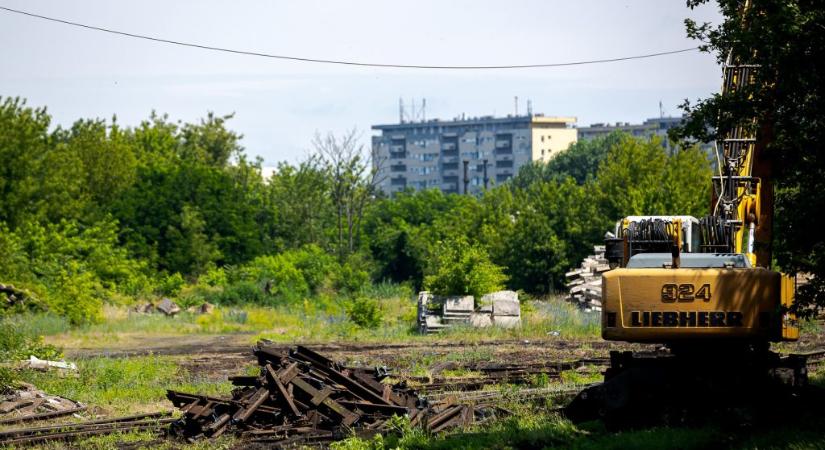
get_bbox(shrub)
[0,321,62,361]
[286,245,338,293]
[199,266,227,287]
[0,366,15,391]
[335,258,371,296]
[239,255,309,301]
[48,265,104,325]
[346,297,383,329]
[159,272,186,297]
[217,280,267,306]
[424,236,507,299]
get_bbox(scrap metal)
[166,344,501,445]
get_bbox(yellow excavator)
[565,2,807,426]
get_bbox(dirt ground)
[63,324,825,385]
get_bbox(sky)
[0,0,723,165]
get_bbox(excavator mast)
[705,48,772,268]
[565,1,806,426]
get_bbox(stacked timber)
[167,344,497,446]
[564,245,611,312]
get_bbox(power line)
[0,4,700,70]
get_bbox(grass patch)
[559,368,603,385]
[17,355,232,414]
[28,294,599,352]
[334,406,825,450]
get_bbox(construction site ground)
[5,305,825,449]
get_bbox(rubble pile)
[167,344,497,445]
[0,383,85,425]
[564,245,611,312]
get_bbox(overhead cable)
[0,5,700,70]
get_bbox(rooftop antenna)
[410,98,416,122]
[659,100,665,118]
[514,96,519,116]
[527,99,533,116]
[399,98,405,123]
[422,98,427,122]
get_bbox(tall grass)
[19,355,234,413]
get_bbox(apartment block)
[372,114,577,195]
[577,116,714,154]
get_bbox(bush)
[0,366,15,391]
[199,266,228,287]
[237,255,309,302]
[159,272,186,297]
[286,245,338,293]
[424,236,507,299]
[346,297,383,329]
[0,219,154,323]
[49,265,104,325]
[335,257,371,296]
[217,280,267,306]
[0,321,62,361]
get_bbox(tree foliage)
[675,0,825,313]
[0,96,714,324]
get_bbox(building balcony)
[442,162,459,171]
[390,164,407,172]
[389,151,407,159]
[390,176,407,187]
[441,142,457,150]
[495,148,513,156]
[495,140,511,148]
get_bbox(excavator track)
[564,347,821,428]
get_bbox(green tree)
[503,179,605,293]
[263,159,334,252]
[424,235,507,299]
[675,0,825,313]
[164,205,222,277]
[510,132,623,189]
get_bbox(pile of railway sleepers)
[564,245,611,312]
[167,344,498,445]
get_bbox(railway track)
[4,348,821,447]
[0,412,173,447]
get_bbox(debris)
[167,344,499,446]
[564,245,611,312]
[133,302,154,314]
[0,283,38,309]
[21,356,77,372]
[0,384,85,425]
[155,298,181,316]
[418,291,522,333]
[186,302,215,315]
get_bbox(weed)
[17,355,232,414]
